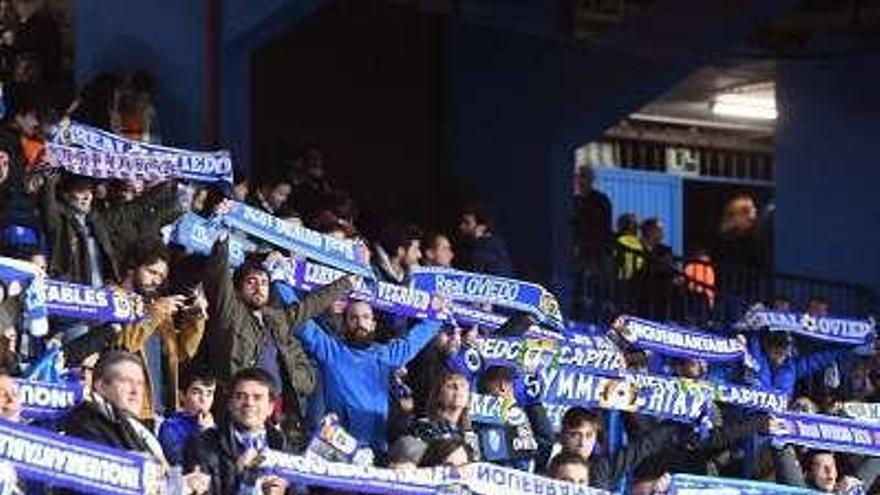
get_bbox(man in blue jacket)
[745,331,852,399]
[287,292,443,454]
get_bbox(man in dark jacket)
[200,235,352,447]
[41,171,180,286]
[59,350,210,494]
[186,368,289,495]
[456,206,513,277]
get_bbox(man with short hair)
[246,176,292,216]
[547,452,589,484]
[422,232,454,268]
[115,240,207,421]
[373,224,422,283]
[0,372,21,422]
[553,406,677,490]
[186,368,289,495]
[159,371,217,465]
[41,168,181,289]
[60,350,210,494]
[456,205,512,276]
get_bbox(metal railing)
[571,240,876,327]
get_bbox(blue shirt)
[298,319,441,453]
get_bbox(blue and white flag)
[409,267,564,330]
[771,411,880,457]
[841,402,880,424]
[0,257,48,337]
[218,201,374,279]
[44,280,145,323]
[51,120,233,183]
[0,417,161,495]
[670,473,821,495]
[459,462,610,495]
[613,315,744,362]
[477,335,625,374]
[15,379,83,420]
[739,308,875,346]
[262,450,453,495]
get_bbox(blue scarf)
[0,417,161,495]
[409,266,564,330]
[670,474,821,495]
[613,315,744,362]
[44,280,145,323]
[51,120,233,183]
[771,411,880,457]
[739,308,875,346]
[217,202,375,279]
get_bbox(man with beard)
[115,241,207,424]
[292,299,444,454]
[200,234,353,448]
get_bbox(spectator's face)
[553,462,589,485]
[267,183,291,211]
[233,181,249,201]
[66,187,94,214]
[458,214,479,238]
[133,259,168,297]
[304,149,324,177]
[807,300,829,318]
[229,380,273,432]
[809,453,837,492]
[766,341,789,367]
[425,235,454,267]
[630,479,656,495]
[402,240,422,268]
[437,374,470,410]
[442,446,470,467]
[344,302,376,345]
[0,151,8,184]
[14,111,40,138]
[28,254,47,273]
[773,299,791,312]
[562,421,598,459]
[118,180,143,203]
[96,361,146,416]
[673,358,704,379]
[0,375,21,422]
[237,270,270,309]
[182,381,216,416]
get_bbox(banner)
[771,412,880,457]
[262,450,452,495]
[15,380,83,421]
[52,120,233,183]
[0,257,48,337]
[841,402,880,424]
[218,201,374,279]
[459,462,610,495]
[613,316,744,362]
[44,280,145,323]
[540,367,709,424]
[477,336,625,375]
[409,267,564,331]
[670,473,820,495]
[0,417,161,495]
[171,213,526,329]
[262,450,608,495]
[739,308,875,346]
[170,213,257,267]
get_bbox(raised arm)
[378,319,443,368]
[281,275,354,334]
